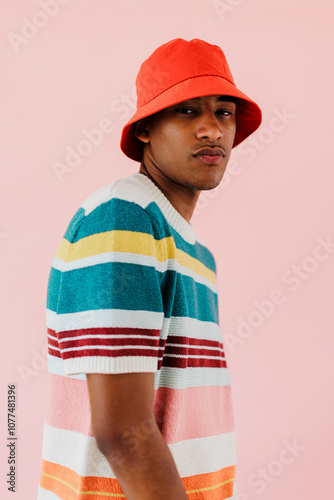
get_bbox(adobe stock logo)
[193,107,296,217]
[238,438,306,499]
[51,86,137,182]
[8,0,72,54]
[213,0,244,21]
[224,235,334,353]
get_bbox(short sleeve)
[54,198,164,376]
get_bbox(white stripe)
[154,366,231,389]
[81,177,122,216]
[51,256,65,272]
[63,354,157,375]
[47,353,85,380]
[230,482,237,500]
[41,423,237,479]
[37,485,62,500]
[58,333,156,343]
[46,308,56,330]
[166,316,224,342]
[48,308,164,333]
[47,309,224,345]
[61,344,160,353]
[62,251,159,272]
[47,354,231,387]
[47,333,58,341]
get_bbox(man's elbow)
[93,415,159,467]
[94,430,128,467]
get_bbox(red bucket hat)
[120,38,262,162]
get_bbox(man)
[38,38,261,500]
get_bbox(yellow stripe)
[55,231,216,285]
[65,231,174,263]
[41,471,126,497]
[55,238,71,261]
[186,477,234,494]
[175,247,216,285]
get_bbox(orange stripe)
[183,466,235,499]
[40,459,235,499]
[40,460,125,498]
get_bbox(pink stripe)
[153,385,234,443]
[46,373,234,443]
[46,373,94,435]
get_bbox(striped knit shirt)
[38,171,238,500]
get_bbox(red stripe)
[47,336,59,348]
[160,357,227,369]
[167,335,224,349]
[57,326,161,341]
[48,346,61,358]
[164,345,224,357]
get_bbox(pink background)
[1,1,334,498]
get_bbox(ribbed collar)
[131,172,197,245]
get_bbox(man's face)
[135,95,237,191]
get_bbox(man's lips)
[193,147,226,166]
[193,147,226,157]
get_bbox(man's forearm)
[103,424,188,500]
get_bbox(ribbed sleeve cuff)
[63,356,158,375]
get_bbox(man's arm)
[86,372,188,500]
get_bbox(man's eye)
[217,109,233,116]
[176,107,194,114]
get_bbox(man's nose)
[195,111,223,141]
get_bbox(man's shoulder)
[81,172,153,216]
[63,173,158,243]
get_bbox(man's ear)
[134,118,150,144]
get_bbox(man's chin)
[187,172,225,191]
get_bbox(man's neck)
[138,164,200,224]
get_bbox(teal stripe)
[50,262,217,322]
[71,199,157,243]
[56,262,163,315]
[63,207,86,242]
[46,267,62,311]
[172,273,218,323]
